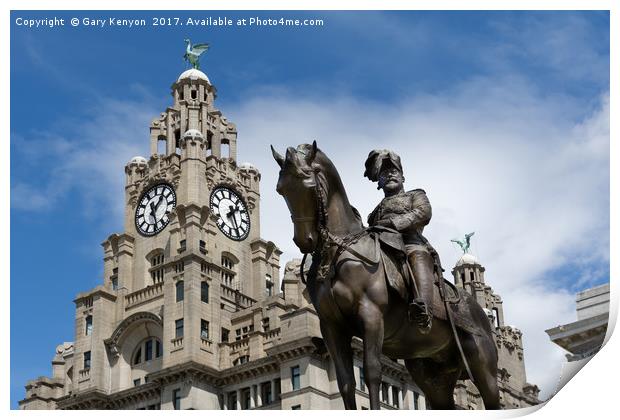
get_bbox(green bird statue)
[183,39,210,70]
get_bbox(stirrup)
[408,300,432,334]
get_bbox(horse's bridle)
[297,167,379,284]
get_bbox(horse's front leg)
[360,299,385,410]
[320,321,356,409]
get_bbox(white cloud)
[11,70,608,401]
[11,96,158,230]
[230,76,609,400]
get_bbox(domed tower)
[148,68,237,161]
[452,251,504,329]
[450,237,540,408]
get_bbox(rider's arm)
[390,190,432,231]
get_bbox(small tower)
[149,68,238,161]
[450,236,540,408]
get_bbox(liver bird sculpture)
[183,39,210,70]
[451,232,475,254]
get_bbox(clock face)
[210,187,250,241]
[135,183,176,236]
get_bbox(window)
[156,339,162,358]
[201,282,209,303]
[110,267,119,290]
[132,338,162,365]
[228,392,237,410]
[175,319,184,338]
[173,388,181,410]
[235,325,253,341]
[110,268,119,290]
[221,255,236,286]
[262,317,270,332]
[470,271,475,282]
[83,351,91,370]
[260,381,272,405]
[150,253,164,283]
[179,240,186,252]
[381,382,389,403]
[201,320,209,340]
[291,405,301,410]
[134,378,141,387]
[233,355,249,366]
[199,240,206,254]
[265,274,274,297]
[176,281,184,302]
[221,328,229,343]
[274,378,281,400]
[145,339,153,361]
[392,386,400,408]
[291,365,300,390]
[175,261,184,273]
[221,140,230,158]
[85,315,93,336]
[492,308,500,328]
[358,366,365,392]
[241,388,251,410]
[201,262,209,274]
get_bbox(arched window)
[132,338,162,366]
[149,251,165,284]
[221,256,235,286]
[176,281,184,302]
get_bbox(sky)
[9,10,610,408]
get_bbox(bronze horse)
[272,142,500,410]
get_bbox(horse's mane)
[293,144,363,224]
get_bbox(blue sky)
[10,10,609,407]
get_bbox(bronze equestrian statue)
[365,149,436,334]
[272,142,499,410]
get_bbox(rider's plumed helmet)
[363,149,403,183]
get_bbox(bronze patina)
[452,232,476,254]
[183,39,209,70]
[272,142,500,410]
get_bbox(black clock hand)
[227,205,240,230]
[149,201,158,223]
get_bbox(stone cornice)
[74,286,117,305]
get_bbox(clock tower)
[80,65,283,395]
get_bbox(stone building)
[545,283,609,394]
[450,253,540,408]
[546,283,609,361]
[19,65,539,410]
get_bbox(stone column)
[387,384,393,406]
[236,389,241,410]
[256,384,263,407]
[222,393,228,410]
[250,385,256,409]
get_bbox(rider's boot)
[408,298,432,334]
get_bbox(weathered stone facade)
[19,67,539,410]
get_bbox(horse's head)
[272,141,323,254]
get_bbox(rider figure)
[364,149,436,334]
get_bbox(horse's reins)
[297,167,378,284]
